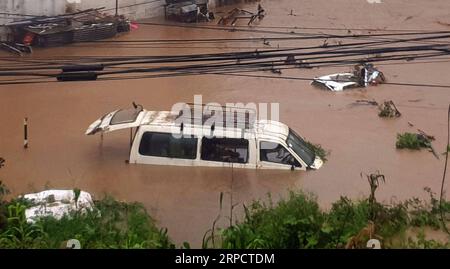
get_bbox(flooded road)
[1,0,450,246]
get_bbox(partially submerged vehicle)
[23,190,94,223]
[311,64,385,91]
[86,103,323,171]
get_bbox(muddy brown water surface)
[1,0,450,246]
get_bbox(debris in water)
[378,100,401,118]
[353,63,386,87]
[396,132,439,159]
[217,5,265,26]
[417,129,435,141]
[270,68,282,74]
[0,42,32,56]
[285,55,296,65]
[355,99,379,106]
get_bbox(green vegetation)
[204,190,450,249]
[305,141,329,162]
[0,196,173,249]
[1,157,449,249]
[0,186,172,249]
[203,173,450,249]
[0,181,10,232]
[0,158,172,249]
[396,133,431,150]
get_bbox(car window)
[260,141,300,167]
[139,132,197,159]
[287,129,315,166]
[110,108,142,125]
[201,137,249,164]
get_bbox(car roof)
[140,110,290,141]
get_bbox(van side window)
[139,132,197,159]
[201,137,249,164]
[260,141,300,167]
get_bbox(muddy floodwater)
[1,0,450,246]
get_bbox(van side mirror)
[288,156,297,171]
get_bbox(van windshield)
[286,129,315,166]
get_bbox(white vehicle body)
[23,190,94,223]
[311,73,358,92]
[312,64,385,91]
[86,105,323,171]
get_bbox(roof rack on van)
[176,103,257,131]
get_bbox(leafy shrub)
[407,188,450,229]
[214,190,448,249]
[0,202,46,248]
[215,192,325,249]
[0,194,172,249]
[0,182,8,229]
[304,141,329,162]
[406,230,450,249]
[396,133,430,150]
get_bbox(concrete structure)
[0,0,247,40]
[69,0,166,21]
[0,0,166,23]
[0,0,65,40]
[0,0,167,40]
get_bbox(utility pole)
[115,0,119,16]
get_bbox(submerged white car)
[86,104,323,171]
[311,73,359,92]
[311,64,385,91]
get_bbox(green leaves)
[304,141,329,162]
[214,190,450,249]
[0,202,46,248]
[0,196,172,249]
[396,133,430,150]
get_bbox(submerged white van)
[85,104,323,171]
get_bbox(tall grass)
[0,193,173,249]
[208,188,450,249]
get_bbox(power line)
[2,61,450,89]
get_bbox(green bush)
[216,192,325,249]
[0,195,172,249]
[396,133,430,150]
[0,202,47,248]
[304,141,329,162]
[406,230,450,249]
[214,190,449,249]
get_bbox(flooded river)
[1,0,450,246]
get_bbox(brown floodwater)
[1,0,450,246]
